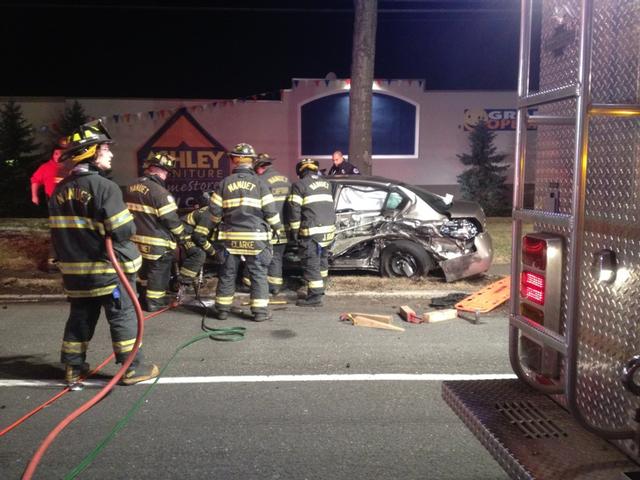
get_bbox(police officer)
[327,150,360,175]
[50,121,159,386]
[249,153,290,295]
[178,191,216,286]
[210,143,282,321]
[288,158,336,306]
[125,152,185,312]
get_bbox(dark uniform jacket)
[49,165,141,298]
[328,161,360,176]
[181,206,215,256]
[260,166,291,245]
[124,174,184,260]
[210,165,282,255]
[287,171,336,247]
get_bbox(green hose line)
[64,326,246,480]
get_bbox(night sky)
[1,0,533,99]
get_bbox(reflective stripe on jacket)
[287,171,336,247]
[260,166,291,245]
[181,206,215,255]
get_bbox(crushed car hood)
[446,199,487,228]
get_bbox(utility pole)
[348,0,377,175]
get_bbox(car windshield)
[402,184,450,215]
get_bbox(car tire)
[380,240,435,278]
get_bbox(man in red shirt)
[31,142,69,204]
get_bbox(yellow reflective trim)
[302,194,333,205]
[131,234,176,248]
[121,257,142,274]
[179,266,198,277]
[226,248,261,255]
[158,203,178,217]
[251,298,269,308]
[64,285,116,298]
[222,197,262,208]
[273,195,288,202]
[202,241,213,251]
[320,270,329,278]
[50,216,105,234]
[146,289,165,299]
[288,194,303,205]
[105,209,134,231]
[242,277,252,286]
[267,276,283,285]
[58,261,115,275]
[113,338,137,353]
[61,341,88,353]
[140,253,163,260]
[289,221,301,229]
[308,280,324,288]
[210,215,222,224]
[126,203,158,216]
[216,295,234,305]
[211,193,223,207]
[318,239,334,247]
[300,225,336,236]
[170,224,185,235]
[218,231,269,240]
[266,213,281,226]
[194,225,209,235]
[261,193,275,207]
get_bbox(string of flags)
[37,77,425,133]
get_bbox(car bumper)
[440,232,493,282]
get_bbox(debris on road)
[399,305,422,323]
[423,308,458,323]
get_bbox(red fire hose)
[21,237,150,480]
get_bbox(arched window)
[300,92,418,157]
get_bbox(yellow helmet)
[61,120,113,164]
[295,158,319,177]
[228,143,256,164]
[143,152,177,174]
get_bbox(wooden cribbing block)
[422,308,458,323]
[349,312,393,324]
[399,305,422,323]
[352,315,405,332]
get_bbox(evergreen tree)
[456,120,510,216]
[57,100,89,138]
[0,100,42,217]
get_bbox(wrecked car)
[320,175,493,282]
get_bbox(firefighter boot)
[65,362,90,388]
[252,311,272,322]
[296,294,323,307]
[120,360,160,386]
[215,309,229,320]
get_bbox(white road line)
[0,373,516,388]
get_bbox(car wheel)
[380,240,434,278]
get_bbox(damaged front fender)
[439,232,493,282]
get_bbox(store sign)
[137,108,228,208]
[463,108,537,131]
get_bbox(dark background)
[0,0,538,99]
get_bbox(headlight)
[439,219,478,240]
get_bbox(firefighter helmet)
[228,143,257,163]
[253,153,274,170]
[60,120,113,164]
[295,158,319,177]
[143,152,177,174]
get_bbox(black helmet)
[61,120,113,164]
[228,143,257,160]
[143,152,177,174]
[253,153,274,170]
[199,190,211,207]
[295,158,319,177]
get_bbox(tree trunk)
[348,0,377,175]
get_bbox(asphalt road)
[0,292,511,480]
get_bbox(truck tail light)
[521,271,545,305]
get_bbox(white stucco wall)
[2,81,528,194]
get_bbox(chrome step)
[513,209,573,229]
[519,84,579,108]
[442,379,639,480]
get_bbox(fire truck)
[443,0,640,478]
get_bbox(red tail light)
[523,236,547,270]
[521,271,545,305]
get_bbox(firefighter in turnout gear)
[241,153,291,294]
[178,191,217,285]
[50,121,159,386]
[210,143,283,321]
[288,158,336,307]
[125,152,185,312]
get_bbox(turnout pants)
[241,243,286,293]
[215,248,272,315]
[138,250,174,310]
[300,238,329,296]
[61,276,143,365]
[179,240,206,283]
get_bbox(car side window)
[336,186,388,212]
[385,192,405,210]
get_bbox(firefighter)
[124,152,185,312]
[178,191,217,286]
[210,143,283,321]
[288,158,336,307]
[241,153,290,295]
[50,121,159,386]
